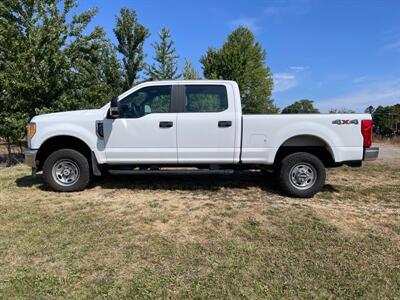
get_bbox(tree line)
[366,105,400,136]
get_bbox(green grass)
[0,163,399,299]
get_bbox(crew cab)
[25,80,379,197]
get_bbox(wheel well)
[274,135,335,167]
[36,136,92,171]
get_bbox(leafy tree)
[200,27,277,114]
[0,0,120,164]
[372,104,400,130]
[182,58,200,80]
[114,8,149,90]
[101,42,124,96]
[364,105,375,114]
[146,27,179,80]
[282,100,320,114]
[59,27,122,111]
[329,108,355,113]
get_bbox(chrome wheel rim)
[289,163,317,190]
[52,159,80,187]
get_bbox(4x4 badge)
[332,119,358,125]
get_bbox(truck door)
[103,85,178,164]
[177,84,237,163]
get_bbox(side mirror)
[110,96,119,118]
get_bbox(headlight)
[27,123,36,140]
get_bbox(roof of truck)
[137,79,237,84]
[118,80,238,100]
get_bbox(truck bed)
[241,113,370,164]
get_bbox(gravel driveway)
[374,143,400,166]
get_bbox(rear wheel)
[278,152,325,198]
[43,149,90,192]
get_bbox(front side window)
[185,85,228,113]
[118,85,172,118]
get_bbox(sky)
[75,0,400,112]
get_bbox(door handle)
[218,121,232,128]
[159,121,173,128]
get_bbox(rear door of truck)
[176,83,238,163]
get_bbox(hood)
[31,109,103,123]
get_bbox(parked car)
[25,80,378,197]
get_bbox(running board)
[108,169,235,175]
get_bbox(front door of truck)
[177,84,236,163]
[103,85,178,164]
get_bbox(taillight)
[361,119,373,148]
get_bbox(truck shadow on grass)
[15,170,339,196]
[95,171,281,193]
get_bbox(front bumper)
[363,147,379,161]
[24,149,38,168]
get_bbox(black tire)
[278,152,325,198]
[43,149,90,192]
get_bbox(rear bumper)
[24,149,38,168]
[363,147,379,161]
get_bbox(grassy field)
[0,161,399,299]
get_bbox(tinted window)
[185,85,228,112]
[118,85,171,118]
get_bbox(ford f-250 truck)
[25,80,379,197]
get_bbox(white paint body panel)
[241,114,367,164]
[29,109,107,163]
[176,82,240,163]
[177,112,237,163]
[103,113,178,164]
[29,80,370,166]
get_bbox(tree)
[59,27,123,111]
[100,42,124,97]
[329,108,355,113]
[282,100,320,114]
[114,8,149,90]
[182,59,200,80]
[200,27,277,114]
[364,106,375,114]
[0,0,120,165]
[372,104,400,130]
[146,27,179,80]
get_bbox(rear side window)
[185,85,228,112]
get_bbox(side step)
[108,169,235,175]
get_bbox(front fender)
[31,122,106,163]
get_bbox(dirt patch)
[373,142,400,166]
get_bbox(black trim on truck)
[91,151,102,176]
[239,116,243,163]
[171,85,184,113]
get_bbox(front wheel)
[43,149,90,192]
[278,152,326,198]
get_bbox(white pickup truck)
[25,80,378,197]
